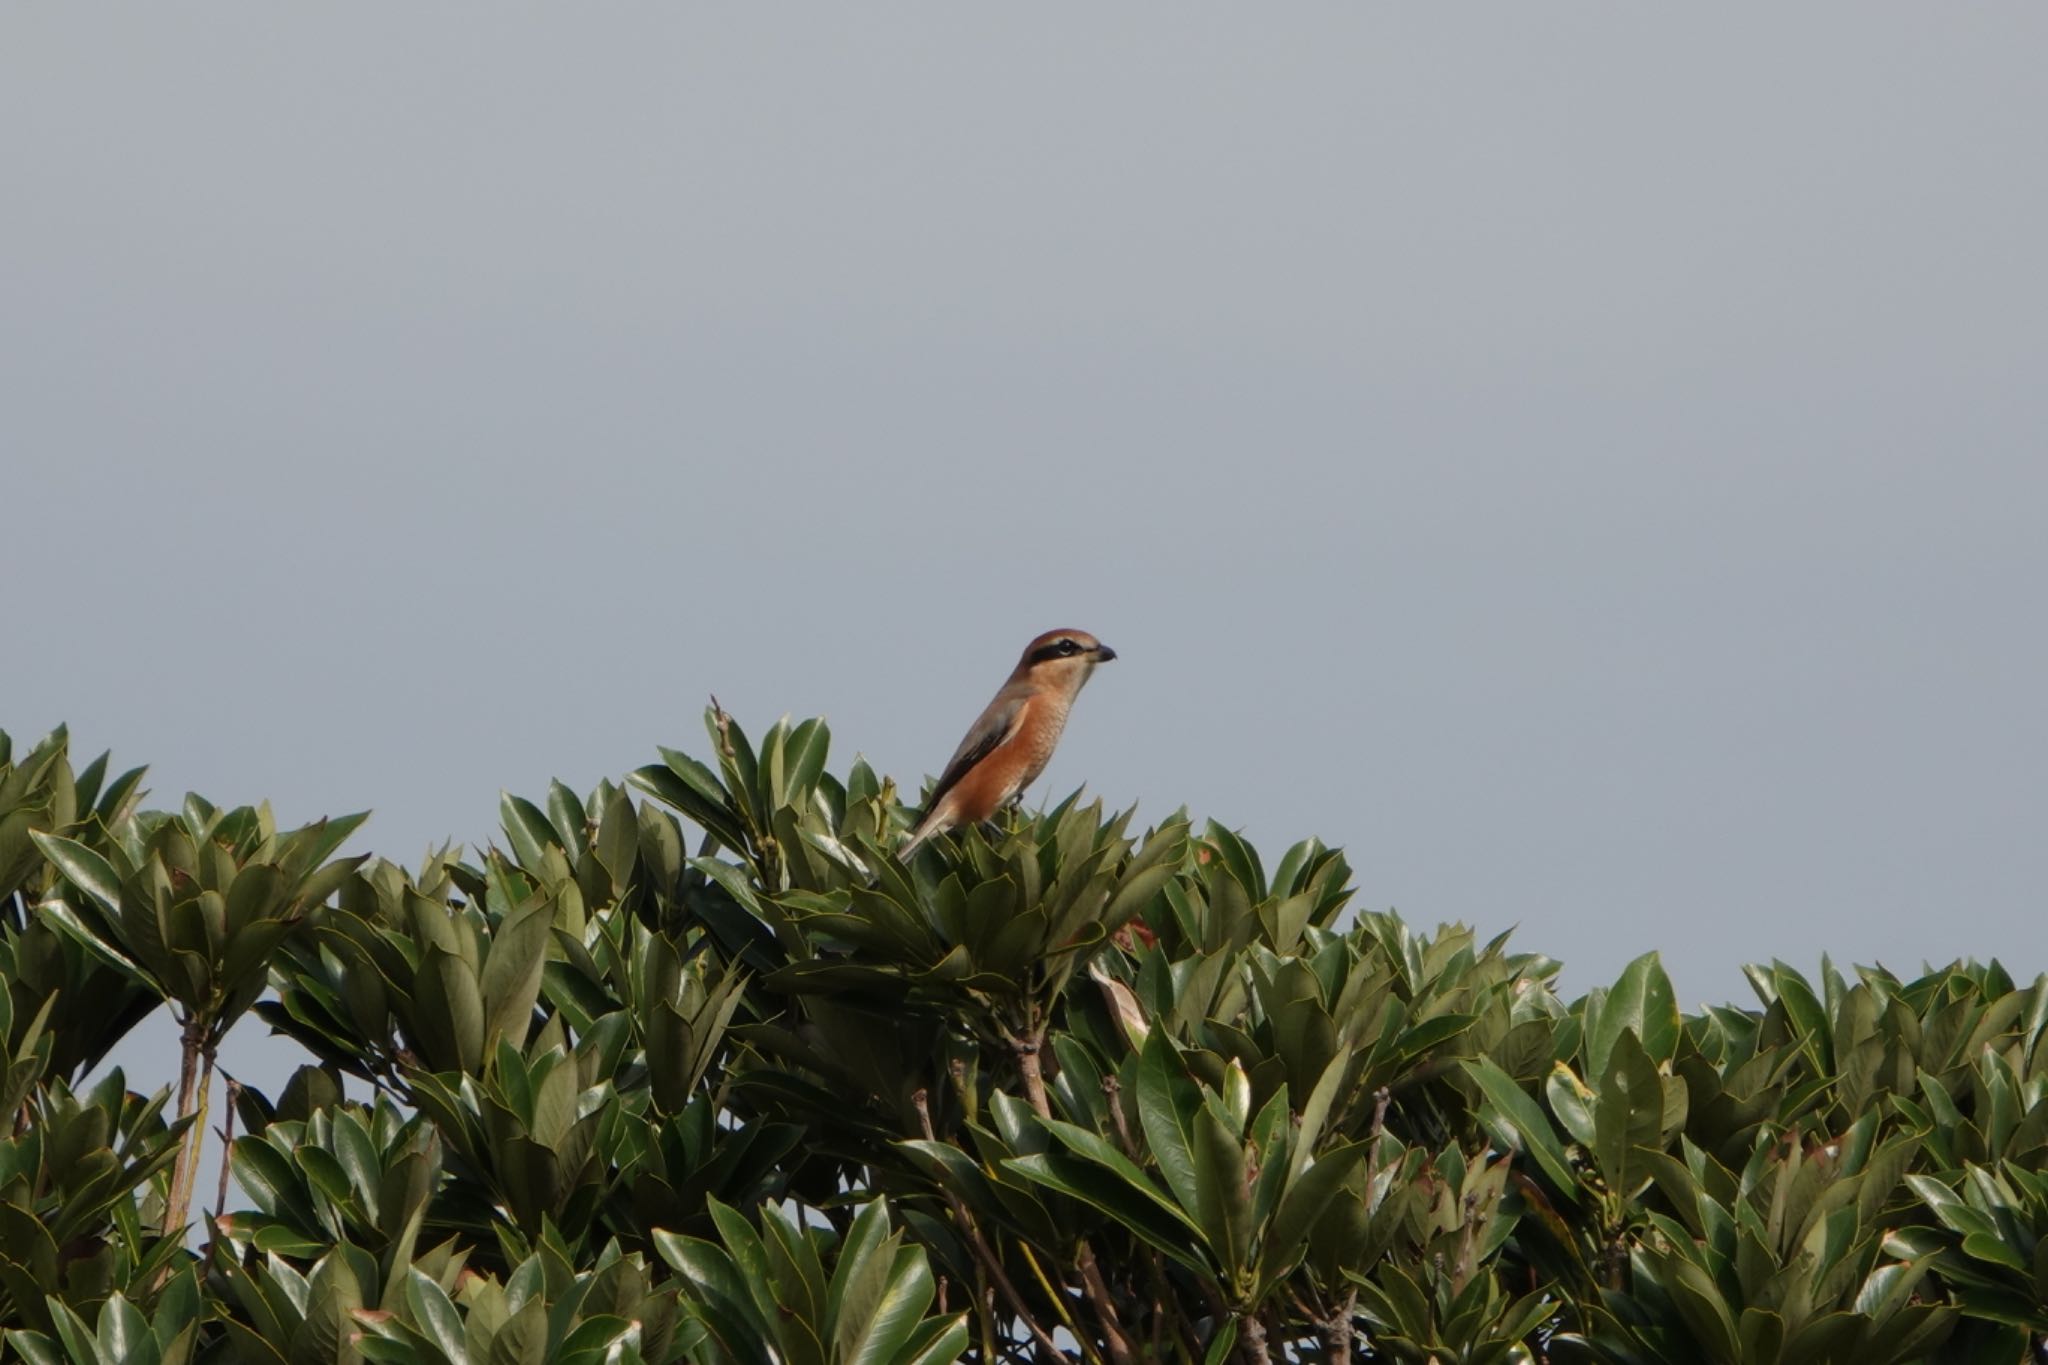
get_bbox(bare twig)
[1076,1241,1136,1365]
[708,695,733,756]
[213,1076,241,1217]
[1146,1251,1197,1363]
[1011,1029,1133,1363]
[913,1088,1067,1360]
[978,1274,998,1365]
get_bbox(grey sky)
[6,6,2046,1110]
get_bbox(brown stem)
[162,1014,207,1240]
[1320,1288,1358,1365]
[1015,1034,1052,1120]
[197,1072,243,1264]
[913,1088,1067,1360]
[214,1076,241,1218]
[1145,1251,1198,1364]
[1076,1242,1136,1365]
[1238,1311,1272,1365]
[1012,1034,1134,1363]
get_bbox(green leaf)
[404,1265,471,1365]
[28,832,124,915]
[414,945,485,1074]
[1202,1318,1239,1365]
[1264,1140,1369,1282]
[1288,1046,1352,1181]
[1961,1231,2030,1273]
[488,1295,547,1365]
[546,781,588,853]
[1589,951,1681,1075]
[704,1199,782,1341]
[43,1299,99,1365]
[1593,1030,1663,1198]
[1003,1153,1209,1272]
[499,794,561,871]
[33,897,152,986]
[480,899,552,1053]
[1546,1062,1597,1149]
[233,1137,324,1233]
[1035,1117,1200,1232]
[7,1330,64,1365]
[783,719,832,806]
[1663,1255,1739,1361]
[900,1315,971,1365]
[595,789,639,890]
[1904,1173,2000,1242]
[828,1200,896,1341]
[99,1292,151,1362]
[297,1144,355,1207]
[844,1246,934,1365]
[1136,1033,1204,1221]
[654,1231,775,1365]
[760,1213,829,1360]
[1462,1056,1578,1197]
[1190,1103,1250,1280]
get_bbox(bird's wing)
[920,693,1028,818]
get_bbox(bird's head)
[1014,628,1117,695]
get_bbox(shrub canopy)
[1,716,2044,1363]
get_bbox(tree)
[1,713,2044,1362]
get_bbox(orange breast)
[943,697,1072,825]
[943,754,1023,826]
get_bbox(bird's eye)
[1057,639,1080,656]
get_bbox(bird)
[898,629,1118,858]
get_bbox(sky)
[5,5,2046,1117]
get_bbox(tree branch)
[1319,1288,1358,1365]
[914,1088,1068,1361]
[1076,1242,1136,1365]
[1011,1031,1134,1365]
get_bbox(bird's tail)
[896,813,937,861]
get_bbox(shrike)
[899,629,1117,857]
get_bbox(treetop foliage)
[1,715,2044,1363]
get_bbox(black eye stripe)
[1029,639,1085,664]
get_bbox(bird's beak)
[1095,644,1118,663]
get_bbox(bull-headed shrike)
[899,629,1117,858]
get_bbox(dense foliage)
[1,716,2045,1363]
